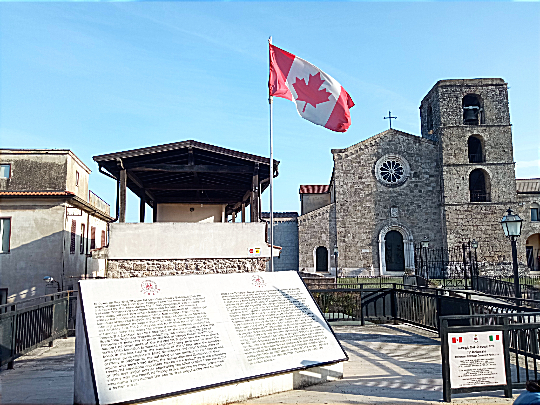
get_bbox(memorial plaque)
[448,331,506,389]
[76,272,347,404]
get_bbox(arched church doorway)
[315,246,328,272]
[385,230,405,272]
[526,234,540,272]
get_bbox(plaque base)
[75,306,343,404]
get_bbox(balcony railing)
[468,153,485,163]
[470,191,491,202]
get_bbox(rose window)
[374,154,410,187]
[379,160,404,184]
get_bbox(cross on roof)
[384,111,397,129]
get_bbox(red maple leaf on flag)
[292,72,331,112]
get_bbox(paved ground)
[0,324,523,405]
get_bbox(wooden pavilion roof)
[93,140,279,215]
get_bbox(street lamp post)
[420,237,429,281]
[471,240,479,289]
[500,208,523,301]
[333,246,339,279]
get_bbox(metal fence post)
[503,317,513,398]
[440,318,452,402]
[391,284,398,324]
[7,305,17,370]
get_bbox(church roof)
[299,185,329,194]
[517,178,540,194]
[331,128,435,155]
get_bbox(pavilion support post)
[241,203,246,223]
[139,191,145,223]
[153,203,157,222]
[232,212,236,223]
[251,164,259,222]
[119,169,127,223]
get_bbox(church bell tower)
[419,78,520,263]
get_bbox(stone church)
[296,78,540,276]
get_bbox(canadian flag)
[269,44,354,133]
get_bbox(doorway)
[385,230,405,272]
[315,246,328,272]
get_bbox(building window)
[0,164,10,179]
[463,94,484,125]
[80,224,86,254]
[469,169,491,202]
[75,171,79,187]
[101,230,106,248]
[90,227,96,250]
[375,154,410,187]
[0,218,11,253]
[468,135,485,163]
[70,220,76,254]
[315,246,328,272]
[532,204,540,222]
[426,105,433,132]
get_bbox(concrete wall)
[267,218,299,271]
[0,200,66,301]
[0,198,110,302]
[107,222,278,260]
[156,203,225,223]
[301,193,331,215]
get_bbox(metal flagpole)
[268,36,274,272]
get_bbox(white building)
[0,149,113,303]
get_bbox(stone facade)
[298,78,537,276]
[298,204,336,272]
[107,258,268,278]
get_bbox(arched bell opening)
[426,105,433,133]
[468,135,485,163]
[469,168,491,202]
[463,94,484,125]
[526,233,540,272]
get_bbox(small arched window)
[463,94,484,125]
[426,105,433,132]
[468,135,484,163]
[531,203,540,222]
[315,246,328,272]
[469,169,491,202]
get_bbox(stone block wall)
[332,130,443,273]
[107,258,268,278]
[298,204,336,272]
[420,78,510,140]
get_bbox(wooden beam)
[139,191,145,223]
[126,170,156,202]
[156,197,240,204]
[119,169,127,223]
[241,203,245,223]
[129,164,253,174]
[147,184,247,191]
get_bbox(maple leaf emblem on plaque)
[292,72,332,112]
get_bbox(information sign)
[448,331,506,389]
[76,271,346,404]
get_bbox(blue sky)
[0,2,539,222]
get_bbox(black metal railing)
[0,291,77,368]
[440,313,540,401]
[468,153,485,163]
[308,283,540,331]
[414,242,478,283]
[470,191,491,202]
